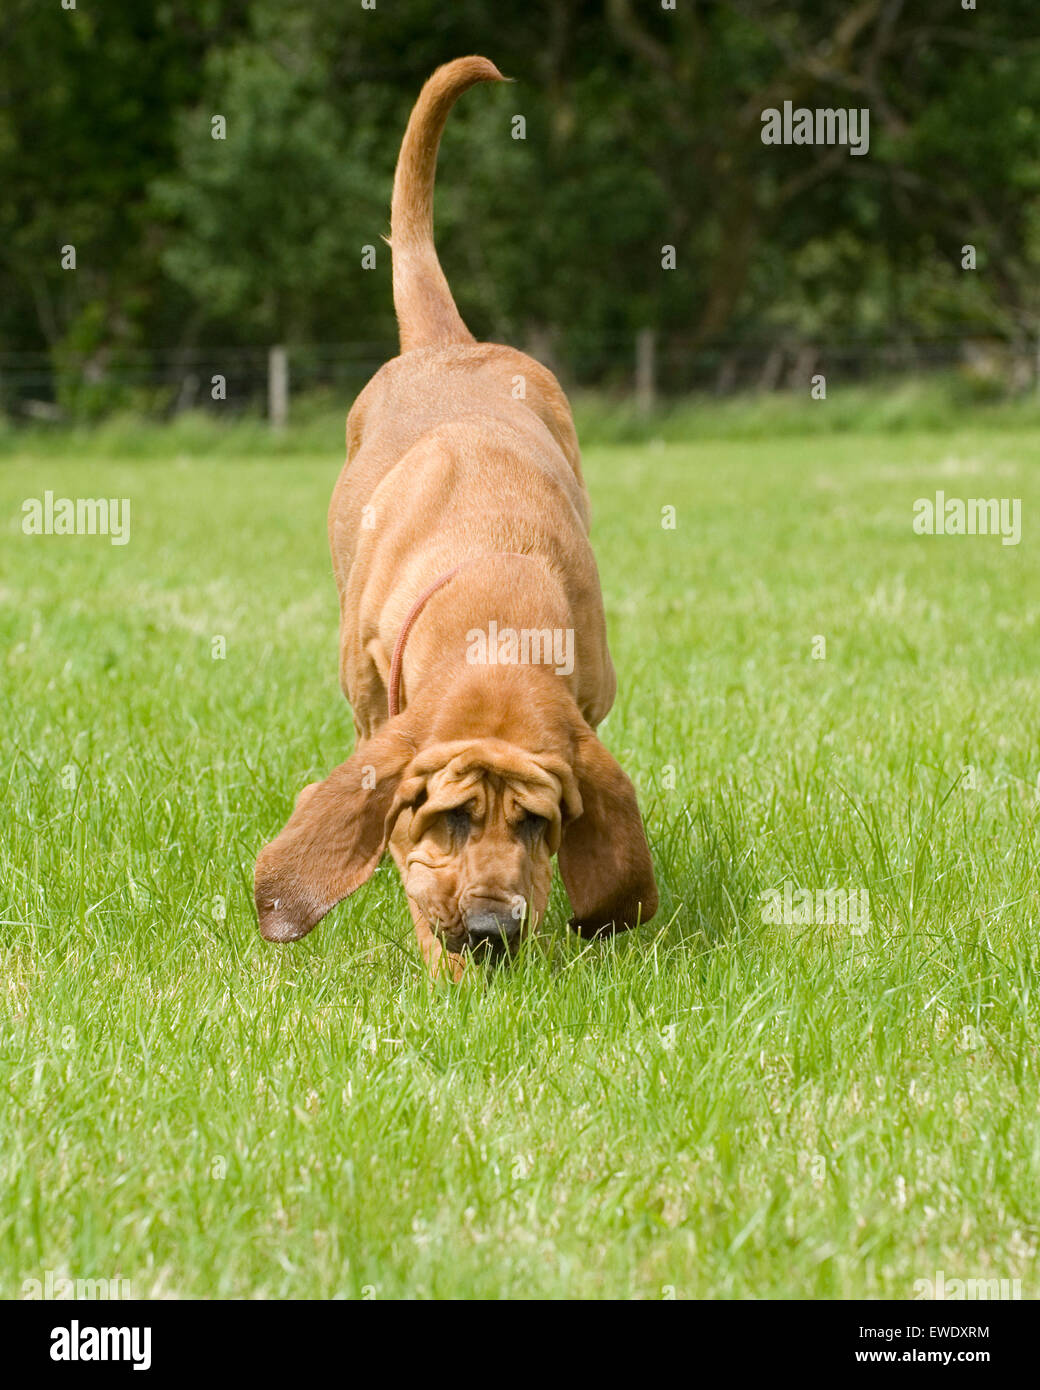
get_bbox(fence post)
[635,328,656,412]
[268,345,289,431]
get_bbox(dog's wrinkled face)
[253,689,657,960]
[392,749,574,954]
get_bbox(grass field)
[2,385,1040,1299]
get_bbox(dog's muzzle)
[464,908,521,954]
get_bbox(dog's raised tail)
[390,56,506,354]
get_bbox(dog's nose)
[465,909,520,950]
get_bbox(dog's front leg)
[405,899,468,983]
[386,834,469,982]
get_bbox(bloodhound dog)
[254,56,657,979]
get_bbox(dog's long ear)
[557,731,658,937]
[254,719,424,943]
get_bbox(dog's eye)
[445,807,471,839]
[520,811,548,839]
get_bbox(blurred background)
[2,0,1039,425]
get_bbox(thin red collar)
[387,553,526,718]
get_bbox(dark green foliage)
[1,0,1038,413]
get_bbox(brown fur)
[254,57,657,979]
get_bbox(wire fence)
[1,329,1035,422]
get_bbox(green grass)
[2,394,1039,1299]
